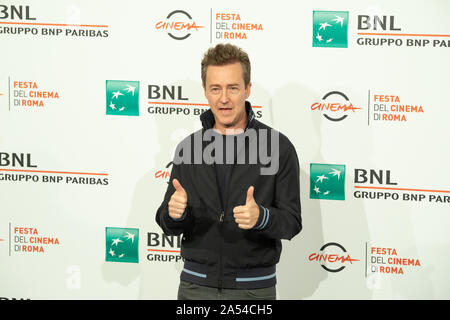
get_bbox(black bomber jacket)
[155,101,302,289]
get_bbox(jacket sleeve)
[155,162,194,236]
[252,140,302,240]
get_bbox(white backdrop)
[0,0,449,299]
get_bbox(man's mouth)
[218,107,232,115]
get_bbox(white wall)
[0,0,449,299]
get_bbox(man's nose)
[220,89,230,104]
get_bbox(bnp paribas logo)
[310,163,346,200]
[312,11,349,48]
[106,80,140,116]
[105,227,139,263]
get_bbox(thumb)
[172,178,186,195]
[246,186,254,204]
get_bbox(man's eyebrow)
[208,83,240,87]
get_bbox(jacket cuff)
[253,204,270,230]
[164,206,188,224]
[170,209,188,221]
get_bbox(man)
[156,43,302,300]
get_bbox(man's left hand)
[233,186,260,229]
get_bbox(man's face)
[203,62,251,132]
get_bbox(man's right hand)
[168,178,188,219]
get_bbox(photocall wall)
[0,0,449,299]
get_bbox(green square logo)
[105,227,139,263]
[310,163,346,200]
[106,80,140,116]
[312,11,349,48]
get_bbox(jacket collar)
[200,101,256,131]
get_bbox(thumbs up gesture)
[168,178,188,220]
[233,186,260,229]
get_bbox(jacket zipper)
[218,209,224,290]
[218,164,236,290]
[213,159,226,290]
[214,134,238,290]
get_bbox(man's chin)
[215,115,235,126]
[218,121,235,128]
[214,119,238,130]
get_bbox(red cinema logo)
[309,242,359,272]
[311,91,362,122]
[155,10,205,40]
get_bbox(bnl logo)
[106,80,140,116]
[105,227,139,263]
[310,163,346,200]
[312,11,349,48]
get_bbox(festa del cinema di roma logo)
[105,80,140,116]
[105,227,139,263]
[312,11,349,48]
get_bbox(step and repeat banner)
[0,0,449,300]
